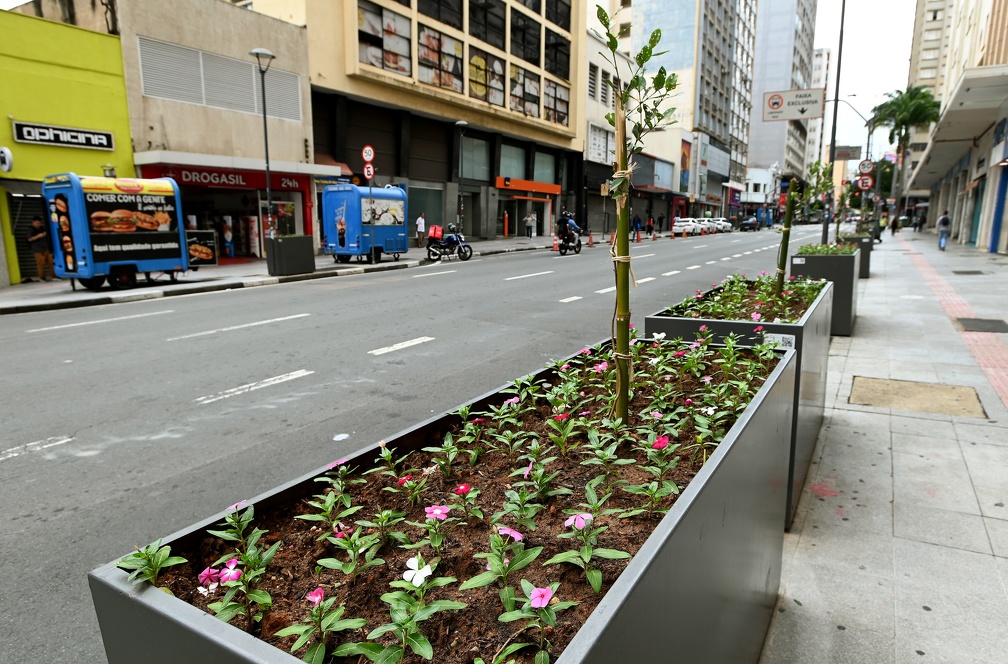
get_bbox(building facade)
[910,0,1008,253]
[0,11,136,286]
[805,48,830,168]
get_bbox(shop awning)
[909,64,1008,190]
[133,150,351,179]
[634,184,672,193]
[313,154,354,175]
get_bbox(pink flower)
[198,567,220,586]
[581,347,591,355]
[505,396,520,405]
[684,398,694,405]
[498,526,523,542]
[454,483,471,496]
[561,363,570,370]
[554,413,569,421]
[651,411,663,419]
[397,474,413,486]
[699,325,708,332]
[755,301,763,307]
[652,436,670,450]
[332,522,353,538]
[701,376,713,384]
[425,505,450,520]
[523,461,533,479]
[530,586,553,609]
[689,343,700,349]
[306,587,325,607]
[754,325,764,332]
[673,351,687,358]
[751,312,762,321]
[327,458,348,470]
[593,361,608,372]
[629,323,635,329]
[471,417,486,424]
[226,500,246,512]
[564,513,593,530]
[579,410,591,416]
[219,558,242,583]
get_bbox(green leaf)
[649,28,662,49]
[162,555,187,567]
[323,617,368,633]
[332,642,384,660]
[593,548,631,560]
[607,33,618,53]
[305,642,326,664]
[273,623,312,638]
[508,545,543,572]
[535,649,551,664]
[499,642,533,661]
[596,6,610,29]
[543,551,584,568]
[498,609,531,623]
[459,571,498,590]
[246,589,272,606]
[213,601,245,623]
[405,631,433,659]
[429,599,467,612]
[587,568,603,594]
[374,645,406,664]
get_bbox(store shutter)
[7,193,47,281]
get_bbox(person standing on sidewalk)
[27,216,54,281]
[524,210,534,239]
[415,212,425,248]
[937,211,951,250]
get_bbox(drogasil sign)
[180,170,248,186]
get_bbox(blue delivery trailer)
[321,183,408,263]
[41,173,198,290]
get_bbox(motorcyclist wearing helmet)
[559,210,581,243]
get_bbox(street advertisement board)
[763,89,825,122]
[185,230,218,266]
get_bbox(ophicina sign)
[13,121,114,151]
[762,89,825,122]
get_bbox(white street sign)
[363,163,375,180]
[361,145,375,163]
[762,89,825,122]
[857,175,874,191]
[858,159,875,175]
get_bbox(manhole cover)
[953,270,985,275]
[849,376,987,418]
[958,318,1008,333]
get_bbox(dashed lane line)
[662,270,681,276]
[167,313,310,341]
[0,436,75,463]
[686,265,701,270]
[559,296,582,303]
[194,370,315,405]
[28,310,174,333]
[368,337,436,356]
[505,271,553,281]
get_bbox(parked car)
[712,218,732,233]
[695,218,716,234]
[739,216,759,231]
[671,217,699,236]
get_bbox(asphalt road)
[0,224,822,663]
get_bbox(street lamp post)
[825,0,847,243]
[250,47,275,242]
[826,96,876,224]
[455,120,468,232]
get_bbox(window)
[534,151,555,183]
[930,9,943,21]
[919,67,937,79]
[138,37,301,120]
[511,10,541,66]
[588,63,598,99]
[543,79,569,126]
[601,71,610,106]
[510,64,540,118]
[619,22,630,38]
[921,47,940,60]
[358,1,412,77]
[468,47,505,106]
[545,0,571,30]
[500,144,526,179]
[469,0,505,50]
[418,0,462,30]
[516,0,541,12]
[461,135,491,181]
[923,28,941,41]
[418,25,463,93]
[544,30,569,79]
[621,0,632,6]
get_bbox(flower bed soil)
[155,343,780,664]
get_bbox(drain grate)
[958,318,1008,333]
[953,270,985,275]
[849,376,987,418]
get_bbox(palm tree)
[871,86,940,212]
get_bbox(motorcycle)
[426,223,473,261]
[557,226,582,256]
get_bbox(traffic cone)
[682,229,687,238]
[635,229,641,243]
[609,230,615,244]
[588,232,594,247]
[652,231,657,241]
[551,234,559,251]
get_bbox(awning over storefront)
[133,150,350,179]
[910,65,1008,190]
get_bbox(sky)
[813,0,919,160]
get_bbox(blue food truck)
[320,183,408,263]
[41,173,214,290]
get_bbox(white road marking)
[662,270,681,276]
[167,313,310,341]
[595,286,616,293]
[721,257,732,261]
[706,260,716,264]
[744,251,753,255]
[412,270,456,278]
[637,277,655,283]
[694,244,707,248]
[0,435,75,463]
[27,310,174,333]
[194,370,315,405]
[368,336,436,356]
[686,265,701,270]
[635,253,655,258]
[732,239,741,243]
[732,254,743,257]
[753,248,762,252]
[559,296,582,303]
[505,271,553,281]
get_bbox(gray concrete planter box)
[89,346,795,664]
[644,282,832,530]
[839,235,872,278]
[265,236,315,276]
[790,250,859,336]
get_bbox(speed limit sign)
[363,163,375,180]
[858,159,874,174]
[856,174,874,191]
[361,145,375,163]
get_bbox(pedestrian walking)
[645,214,654,239]
[524,210,534,239]
[415,212,426,248]
[937,210,951,250]
[632,212,642,242]
[27,215,54,281]
[657,213,665,235]
[917,213,927,233]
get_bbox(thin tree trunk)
[613,94,631,423]
[775,180,797,295]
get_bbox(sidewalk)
[760,230,1008,663]
[0,235,557,315]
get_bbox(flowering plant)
[544,510,630,593]
[497,580,579,664]
[116,539,186,588]
[795,242,858,255]
[272,588,367,664]
[663,272,826,324]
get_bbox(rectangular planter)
[644,282,833,530]
[89,346,796,664]
[265,236,315,276]
[839,234,872,278]
[789,250,859,336]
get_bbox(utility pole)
[824,0,847,244]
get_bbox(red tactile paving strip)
[901,236,1008,409]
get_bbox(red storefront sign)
[138,164,309,192]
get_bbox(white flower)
[196,582,218,596]
[402,557,432,587]
[703,406,716,416]
[649,357,660,365]
[652,332,666,341]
